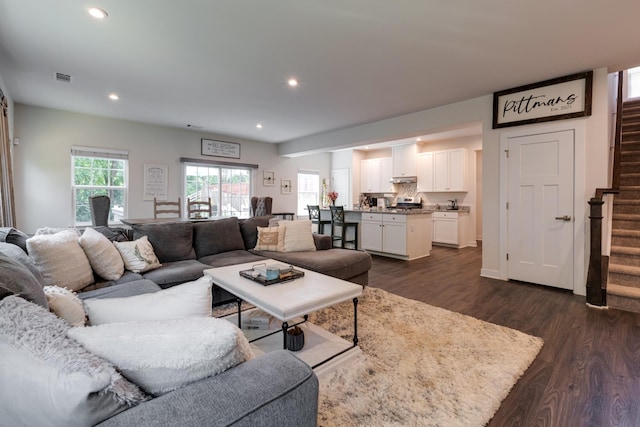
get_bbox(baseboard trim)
[480,268,503,280]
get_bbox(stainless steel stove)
[390,196,422,210]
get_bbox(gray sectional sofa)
[0,215,372,426]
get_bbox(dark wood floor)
[368,244,640,427]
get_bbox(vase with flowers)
[327,191,339,206]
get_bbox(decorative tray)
[239,264,305,286]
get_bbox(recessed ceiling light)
[108,93,119,101]
[256,123,263,129]
[416,137,422,142]
[88,7,108,19]
[287,78,299,87]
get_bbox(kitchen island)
[319,208,433,260]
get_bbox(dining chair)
[329,205,358,249]
[307,205,331,234]
[187,198,212,219]
[154,197,181,218]
[250,197,273,217]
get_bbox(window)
[71,146,128,226]
[628,66,640,100]
[297,171,320,216]
[184,163,251,218]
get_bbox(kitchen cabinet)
[432,211,469,248]
[361,212,431,260]
[360,157,393,193]
[433,148,467,192]
[392,144,417,177]
[416,152,434,192]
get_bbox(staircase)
[608,99,640,312]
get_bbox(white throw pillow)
[67,317,254,396]
[113,236,161,273]
[281,220,316,253]
[83,275,213,325]
[43,286,86,327]
[79,228,125,280]
[254,225,285,252]
[26,230,94,291]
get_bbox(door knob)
[555,215,572,221]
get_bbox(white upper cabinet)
[361,157,393,193]
[417,152,434,192]
[392,144,417,177]
[432,148,467,192]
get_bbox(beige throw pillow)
[79,228,125,280]
[26,230,94,291]
[254,225,285,252]
[282,220,316,253]
[43,286,86,327]
[113,236,161,273]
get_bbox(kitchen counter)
[322,207,435,215]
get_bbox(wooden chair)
[250,197,273,217]
[330,205,358,249]
[153,197,181,218]
[187,198,212,219]
[307,205,331,234]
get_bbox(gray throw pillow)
[0,227,29,253]
[0,296,148,426]
[193,217,246,258]
[0,242,48,288]
[0,253,48,309]
[132,222,196,263]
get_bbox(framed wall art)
[263,170,275,186]
[143,164,168,201]
[201,139,241,159]
[493,71,593,129]
[281,179,292,194]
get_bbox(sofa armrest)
[97,350,318,427]
[313,233,332,251]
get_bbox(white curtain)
[0,89,15,227]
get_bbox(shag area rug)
[306,287,544,427]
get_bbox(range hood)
[390,176,417,184]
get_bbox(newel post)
[586,198,606,306]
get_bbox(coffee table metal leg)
[353,297,359,346]
[236,298,242,329]
[281,321,289,349]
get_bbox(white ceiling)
[0,1,639,145]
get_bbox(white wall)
[13,104,330,233]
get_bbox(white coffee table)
[204,261,363,369]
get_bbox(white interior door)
[330,168,350,207]
[507,130,574,290]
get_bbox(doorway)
[506,129,575,290]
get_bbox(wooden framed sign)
[493,71,593,129]
[201,139,241,159]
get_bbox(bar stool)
[307,205,331,234]
[330,205,358,250]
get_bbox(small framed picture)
[281,179,292,194]
[263,170,275,186]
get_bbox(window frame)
[71,146,129,227]
[297,170,320,216]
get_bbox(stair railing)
[586,71,624,306]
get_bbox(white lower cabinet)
[361,213,431,260]
[432,211,469,248]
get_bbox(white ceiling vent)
[55,72,72,83]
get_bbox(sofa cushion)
[0,296,147,426]
[193,217,246,258]
[0,241,48,288]
[90,226,131,242]
[68,316,254,396]
[132,222,196,263]
[238,215,273,250]
[114,236,162,273]
[199,249,267,268]
[43,286,87,327]
[26,230,95,291]
[141,259,209,287]
[78,280,161,300]
[0,254,48,308]
[83,276,213,325]
[79,227,125,281]
[0,227,29,252]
